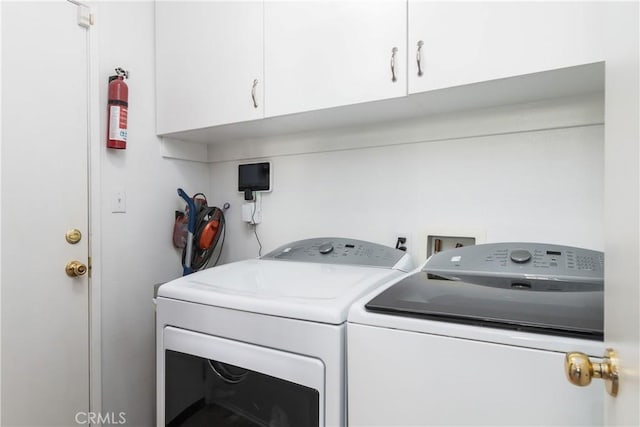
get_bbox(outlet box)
[242,202,261,225]
[416,228,486,265]
[427,235,476,257]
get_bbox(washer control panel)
[424,242,604,291]
[262,237,408,269]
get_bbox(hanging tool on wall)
[174,188,229,276]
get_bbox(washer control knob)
[319,242,334,255]
[510,249,532,263]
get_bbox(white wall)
[209,98,605,266]
[96,2,210,426]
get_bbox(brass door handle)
[65,260,88,277]
[565,348,619,396]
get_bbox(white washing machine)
[348,243,605,426]
[156,237,412,427]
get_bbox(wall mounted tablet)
[238,162,271,192]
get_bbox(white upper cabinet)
[154,1,606,142]
[264,0,407,118]
[408,1,606,94]
[155,1,263,135]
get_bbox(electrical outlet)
[242,202,262,225]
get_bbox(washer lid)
[364,271,603,340]
[158,259,407,324]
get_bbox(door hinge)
[77,4,94,28]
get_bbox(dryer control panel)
[424,242,603,291]
[262,237,411,270]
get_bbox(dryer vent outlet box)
[427,235,476,257]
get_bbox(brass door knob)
[65,260,88,277]
[565,349,619,396]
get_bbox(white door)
[1,1,91,425]
[264,0,406,118]
[602,2,639,425]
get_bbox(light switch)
[112,191,126,213]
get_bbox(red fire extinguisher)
[107,67,129,149]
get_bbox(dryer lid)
[158,259,408,324]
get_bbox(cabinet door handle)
[416,40,424,77]
[390,47,398,82]
[251,79,259,108]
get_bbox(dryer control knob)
[510,249,532,263]
[319,242,334,254]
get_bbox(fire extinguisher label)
[109,105,128,141]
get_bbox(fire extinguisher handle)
[115,67,129,79]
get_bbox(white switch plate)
[112,191,126,213]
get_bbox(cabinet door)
[155,1,263,135]
[408,1,605,94]
[264,0,406,118]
